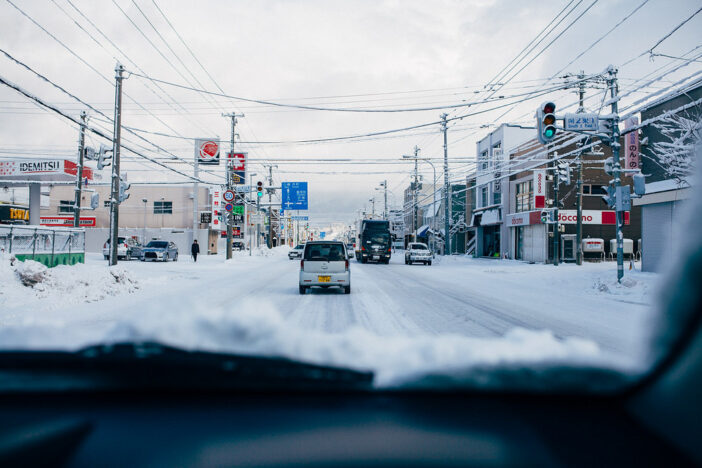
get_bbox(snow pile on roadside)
[0,256,139,310]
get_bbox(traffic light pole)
[576,72,586,266]
[73,111,86,228]
[413,146,419,243]
[607,67,624,283]
[108,64,124,266]
[441,113,450,256]
[552,151,559,266]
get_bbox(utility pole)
[413,145,419,242]
[607,67,624,283]
[441,113,450,256]
[266,164,276,248]
[552,150,560,266]
[108,64,124,266]
[575,71,585,266]
[383,179,388,219]
[222,112,244,259]
[73,111,87,228]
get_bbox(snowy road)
[1,247,657,382]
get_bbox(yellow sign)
[10,207,29,221]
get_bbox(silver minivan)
[299,241,351,294]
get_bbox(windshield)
[304,243,346,261]
[366,233,389,245]
[146,241,168,248]
[0,2,700,395]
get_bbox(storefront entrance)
[515,226,524,260]
[481,225,500,257]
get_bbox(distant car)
[299,241,350,294]
[405,242,432,265]
[232,241,245,251]
[346,244,355,259]
[288,244,305,260]
[103,237,142,261]
[141,240,178,262]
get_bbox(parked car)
[405,242,432,265]
[232,241,245,251]
[299,241,350,294]
[288,244,305,260]
[141,240,178,262]
[103,237,142,260]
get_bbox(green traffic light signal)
[257,191,263,197]
[544,127,555,138]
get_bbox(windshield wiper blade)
[0,342,373,392]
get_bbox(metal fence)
[0,224,85,267]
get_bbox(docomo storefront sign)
[505,211,542,227]
[558,210,630,225]
[533,170,546,209]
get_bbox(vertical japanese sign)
[533,170,546,209]
[195,139,220,165]
[624,117,640,170]
[210,188,221,229]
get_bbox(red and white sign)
[0,159,93,179]
[533,170,546,209]
[557,210,630,225]
[196,139,220,165]
[624,117,640,170]
[505,211,542,227]
[40,216,96,227]
[228,152,246,171]
[210,189,221,229]
[222,190,235,202]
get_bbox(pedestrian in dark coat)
[191,239,200,262]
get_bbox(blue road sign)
[291,215,308,221]
[320,231,326,239]
[281,182,308,210]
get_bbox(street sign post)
[224,203,234,212]
[281,182,308,210]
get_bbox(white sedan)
[405,243,432,265]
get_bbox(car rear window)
[304,243,345,261]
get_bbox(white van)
[299,241,350,294]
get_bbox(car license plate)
[318,275,331,283]
[373,255,379,260]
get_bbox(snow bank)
[0,292,610,389]
[0,255,139,311]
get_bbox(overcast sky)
[1,0,701,225]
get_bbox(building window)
[493,191,501,205]
[584,185,607,196]
[480,150,489,171]
[582,184,591,195]
[154,201,172,214]
[59,200,73,213]
[103,201,111,208]
[480,187,488,207]
[516,180,533,212]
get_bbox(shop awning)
[480,208,501,226]
[414,224,430,237]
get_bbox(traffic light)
[540,210,551,224]
[536,101,557,144]
[97,144,112,170]
[256,181,264,197]
[90,192,99,210]
[557,162,571,185]
[118,175,130,203]
[602,184,615,208]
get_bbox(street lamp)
[402,154,437,252]
[142,198,148,244]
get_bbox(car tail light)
[387,248,392,252]
[345,259,349,271]
[123,243,128,248]
[300,260,304,269]
[361,246,366,251]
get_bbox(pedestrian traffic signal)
[557,162,571,185]
[97,144,112,170]
[90,192,99,210]
[118,175,130,203]
[536,101,557,144]
[256,181,264,197]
